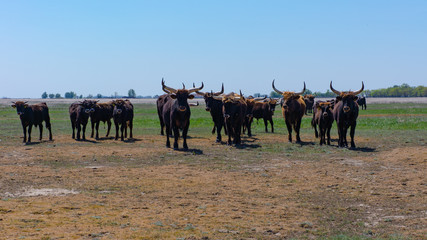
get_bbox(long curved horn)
[188,82,204,93]
[294,82,306,95]
[182,83,186,89]
[192,83,205,96]
[214,83,224,96]
[272,79,283,95]
[352,81,364,95]
[254,96,267,101]
[162,78,177,94]
[330,81,341,95]
[239,90,245,101]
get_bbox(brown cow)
[330,81,364,148]
[304,94,315,115]
[161,79,204,149]
[11,101,53,143]
[69,100,97,140]
[252,98,279,133]
[112,99,134,141]
[213,92,247,145]
[311,101,334,145]
[272,80,306,143]
[194,83,227,142]
[90,101,114,139]
[243,96,266,137]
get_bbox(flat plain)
[0,98,426,239]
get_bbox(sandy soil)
[0,132,425,239]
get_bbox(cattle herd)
[11,80,366,150]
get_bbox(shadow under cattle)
[350,146,376,152]
[175,148,204,155]
[95,137,115,141]
[235,143,261,149]
[296,141,316,146]
[75,139,99,144]
[123,138,142,143]
[24,141,42,146]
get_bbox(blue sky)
[1,0,426,98]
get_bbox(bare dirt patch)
[0,133,426,239]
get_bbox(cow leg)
[71,120,75,139]
[216,123,222,143]
[165,125,171,148]
[76,123,81,140]
[124,122,128,139]
[212,125,216,134]
[39,124,43,141]
[106,120,111,137]
[120,123,125,141]
[182,124,189,150]
[264,118,268,132]
[285,121,293,142]
[226,121,232,146]
[247,118,252,137]
[95,121,100,139]
[27,124,32,143]
[129,120,133,139]
[22,125,27,143]
[173,127,179,149]
[82,123,87,140]
[45,119,52,141]
[319,127,324,145]
[90,120,95,138]
[114,122,119,140]
[327,126,331,145]
[342,127,348,147]
[350,123,357,148]
[313,121,319,138]
[295,120,302,143]
[270,118,274,133]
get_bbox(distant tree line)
[42,84,426,99]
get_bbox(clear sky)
[1,0,426,98]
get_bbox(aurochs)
[12,101,53,143]
[330,81,364,148]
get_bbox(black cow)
[69,100,97,140]
[272,80,306,143]
[311,101,334,145]
[161,79,204,149]
[90,101,114,139]
[195,83,227,142]
[304,94,315,115]
[357,96,367,110]
[11,101,53,143]
[213,92,247,145]
[112,99,134,141]
[252,98,279,133]
[243,96,266,137]
[330,81,364,148]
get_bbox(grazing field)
[0,100,426,239]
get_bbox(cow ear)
[188,94,194,99]
[24,105,28,108]
[11,104,16,108]
[336,96,342,101]
[170,94,177,99]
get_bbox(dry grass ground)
[0,100,426,239]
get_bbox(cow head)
[316,102,333,118]
[194,83,224,112]
[213,92,244,119]
[80,100,97,115]
[112,99,130,115]
[272,80,306,111]
[245,95,266,117]
[265,98,279,115]
[11,101,29,117]
[162,78,203,112]
[330,81,364,113]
